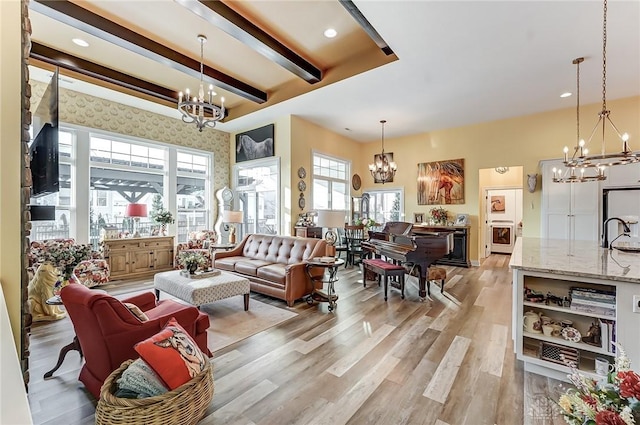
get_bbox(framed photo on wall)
[235,124,275,163]
[455,214,469,226]
[414,212,424,224]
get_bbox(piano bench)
[363,259,405,301]
[428,266,447,293]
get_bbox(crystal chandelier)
[556,0,634,182]
[368,120,396,184]
[178,35,225,132]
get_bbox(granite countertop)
[509,237,640,283]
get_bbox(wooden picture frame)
[455,214,469,226]
[413,212,424,224]
[235,124,275,162]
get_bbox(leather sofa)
[213,234,327,306]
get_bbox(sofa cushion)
[235,259,275,276]
[214,256,247,271]
[256,263,287,285]
[241,235,323,265]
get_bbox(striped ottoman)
[154,270,250,310]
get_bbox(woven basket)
[95,359,214,425]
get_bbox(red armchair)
[60,283,211,399]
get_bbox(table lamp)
[223,210,243,244]
[317,210,347,257]
[125,203,147,238]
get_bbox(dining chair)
[344,225,366,268]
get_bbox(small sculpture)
[527,174,538,193]
[28,263,66,322]
[582,321,602,347]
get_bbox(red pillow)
[134,318,207,390]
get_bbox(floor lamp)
[125,203,147,238]
[317,210,347,257]
[223,210,243,244]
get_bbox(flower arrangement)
[151,209,175,225]
[179,251,206,272]
[356,217,378,229]
[38,242,92,281]
[429,207,448,224]
[555,344,640,425]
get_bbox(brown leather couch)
[212,234,327,306]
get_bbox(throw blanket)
[115,358,168,399]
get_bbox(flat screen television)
[30,68,59,198]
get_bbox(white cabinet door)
[603,162,640,188]
[541,159,600,241]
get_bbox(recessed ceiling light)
[72,38,89,47]
[560,92,572,98]
[324,28,337,39]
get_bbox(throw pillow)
[134,318,207,389]
[123,302,149,322]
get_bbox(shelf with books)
[523,332,612,356]
[522,300,615,321]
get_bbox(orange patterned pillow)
[134,318,207,389]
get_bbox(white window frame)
[311,150,351,211]
[365,188,405,224]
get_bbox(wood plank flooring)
[26,255,566,424]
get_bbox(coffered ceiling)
[28,1,640,142]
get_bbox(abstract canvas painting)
[236,124,275,163]
[417,158,464,205]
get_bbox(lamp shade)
[125,203,148,218]
[317,210,346,228]
[223,210,243,223]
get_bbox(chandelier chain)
[602,0,607,110]
[576,58,580,143]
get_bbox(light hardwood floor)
[27,255,566,424]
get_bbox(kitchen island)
[510,237,640,381]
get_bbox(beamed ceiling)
[28,1,640,142]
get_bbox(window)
[177,150,211,243]
[234,158,280,237]
[29,129,74,241]
[90,137,164,169]
[366,189,404,225]
[312,152,349,210]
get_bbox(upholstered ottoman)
[154,270,250,310]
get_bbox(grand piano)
[362,221,454,300]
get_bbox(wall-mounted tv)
[30,68,59,198]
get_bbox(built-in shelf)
[523,301,616,321]
[523,331,612,356]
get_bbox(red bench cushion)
[363,258,405,270]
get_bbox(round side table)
[305,258,345,312]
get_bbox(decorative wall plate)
[561,327,581,343]
[298,180,306,192]
[297,167,306,179]
[352,174,362,191]
[298,195,306,209]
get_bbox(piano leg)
[418,275,431,301]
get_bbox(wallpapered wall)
[30,80,230,192]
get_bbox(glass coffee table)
[305,258,345,312]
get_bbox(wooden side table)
[305,258,345,312]
[44,295,82,379]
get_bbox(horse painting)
[235,124,275,162]
[417,158,465,205]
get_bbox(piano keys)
[362,222,453,300]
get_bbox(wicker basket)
[95,359,214,425]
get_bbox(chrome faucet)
[601,217,631,249]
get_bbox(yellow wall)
[356,96,640,262]
[0,0,24,348]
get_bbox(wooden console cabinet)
[102,236,175,281]
[294,226,322,238]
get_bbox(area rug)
[199,297,298,352]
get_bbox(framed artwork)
[417,158,465,205]
[413,212,424,224]
[235,124,275,163]
[490,195,506,213]
[455,214,469,226]
[372,152,394,183]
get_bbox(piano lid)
[380,221,413,235]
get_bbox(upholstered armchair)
[60,283,211,399]
[175,230,217,270]
[28,238,110,287]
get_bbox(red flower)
[581,394,598,408]
[595,410,626,425]
[617,370,640,399]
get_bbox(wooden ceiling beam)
[30,43,178,105]
[30,0,267,104]
[175,0,322,84]
[339,0,394,56]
